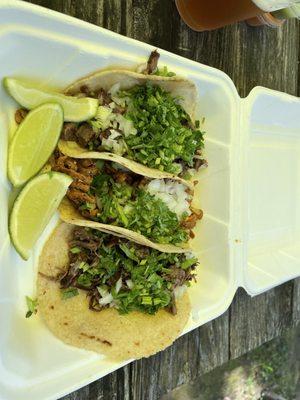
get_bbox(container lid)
[253,0,300,12]
[241,87,300,295]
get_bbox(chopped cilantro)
[66,230,198,314]
[79,202,95,211]
[95,160,105,170]
[61,287,79,300]
[181,257,198,270]
[91,173,187,245]
[120,84,204,174]
[25,296,38,318]
[70,246,81,254]
[86,84,204,175]
[154,66,176,77]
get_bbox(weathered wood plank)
[130,311,229,400]
[229,284,294,359]
[293,278,300,325]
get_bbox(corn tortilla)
[37,222,191,361]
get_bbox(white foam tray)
[0,1,299,399]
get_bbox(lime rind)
[9,172,73,260]
[4,77,98,122]
[8,102,64,187]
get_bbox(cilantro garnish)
[154,66,176,77]
[61,287,79,300]
[91,173,188,245]
[70,246,81,254]
[121,84,204,174]
[86,84,204,175]
[62,229,198,315]
[25,296,38,318]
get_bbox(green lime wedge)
[4,78,98,122]
[9,172,73,260]
[8,103,64,187]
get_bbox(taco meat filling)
[58,226,198,315]
[59,52,206,177]
[50,151,203,245]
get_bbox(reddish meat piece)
[145,50,160,74]
[15,108,28,124]
[76,123,95,147]
[181,209,203,230]
[61,123,78,141]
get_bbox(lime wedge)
[4,78,98,122]
[8,103,64,187]
[9,172,73,260]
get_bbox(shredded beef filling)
[59,227,197,314]
[144,49,160,74]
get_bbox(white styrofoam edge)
[240,86,300,296]
[0,0,238,96]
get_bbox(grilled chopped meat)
[164,266,187,287]
[51,151,99,212]
[80,85,90,94]
[96,88,112,106]
[76,123,95,147]
[15,108,28,124]
[67,189,96,206]
[77,164,99,177]
[61,122,78,141]
[145,50,160,74]
[60,260,82,289]
[70,180,90,193]
[112,105,126,114]
[73,227,95,241]
[81,208,99,219]
[89,289,106,311]
[70,239,100,252]
[169,292,177,315]
[78,159,95,168]
[181,209,203,230]
[194,158,208,171]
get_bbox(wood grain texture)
[25,1,300,399]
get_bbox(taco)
[37,222,196,360]
[50,149,203,251]
[60,51,206,179]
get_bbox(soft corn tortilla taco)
[58,140,194,189]
[60,51,206,178]
[50,150,202,252]
[37,222,193,360]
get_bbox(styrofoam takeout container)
[0,1,299,399]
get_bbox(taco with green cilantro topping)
[50,149,202,252]
[60,51,206,179]
[37,222,195,360]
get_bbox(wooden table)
[27,1,300,399]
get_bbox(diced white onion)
[99,292,114,305]
[115,114,137,137]
[115,277,122,294]
[109,129,121,140]
[94,106,113,130]
[126,279,134,289]
[102,138,125,155]
[97,286,114,306]
[146,179,192,218]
